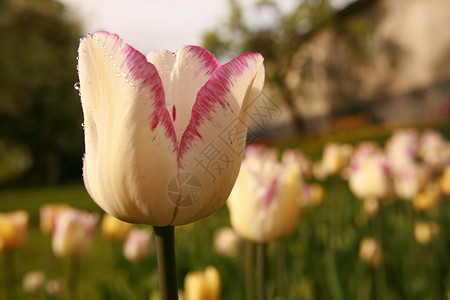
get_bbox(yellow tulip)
[0,210,29,252]
[101,213,133,242]
[440,165,450,195]
[412,182,440,211]
[359,237,382,267]
[78,31,265,226]
[184,266,221,300]
[414,221,439,245]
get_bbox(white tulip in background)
[227,145,302,243]
[123,228,153,262]
[52,208,98,258]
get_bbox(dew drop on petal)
[74,82,80,90]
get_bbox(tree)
[0,0,83,184]
[202,0,377,133]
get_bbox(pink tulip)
[78,31,265,226]
[52,209,98,258]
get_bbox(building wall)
[284,0,450,128]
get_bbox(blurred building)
[282,0,450,131]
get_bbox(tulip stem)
[256,243,267,300]
[276,241,288,297]
[245,241,255,300]
[3,251,16,300]
[69,257,80,300]
[153,226,178,300]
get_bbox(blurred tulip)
[385,128,419,172]
[359,237,382,267]
[419,129,450,172]
[414,221,439,245]
[412,182,440,211]
[40,203,71,235]
[101,213,133,242]
[213,227,241,257]
[440,165,450,195]
[321,143,353,177]
[300,183,324,207]
[123,228,153,262]
[349,149,393,202]
[0,210,29,252]
[52,209,98,258]
[78,31,265,226]
[281,148,313,178]
[393,163,429,200]
[227,145,301,243]
[184,266,221,300]
[22,270,46,294]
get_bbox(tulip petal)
[146,46,220,145]
[170,53,265,225]
[78,32,179,225]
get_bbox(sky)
[61,0,230,53]
[61,0,351,54]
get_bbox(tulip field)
[1,123,450,300]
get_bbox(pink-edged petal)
[169,53,265,225]
[146,46,220,145]
[78,31,178,226]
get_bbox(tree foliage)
[0,0,83,184]
[202,0,378,132]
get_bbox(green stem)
[245,241,255,300]
[69,257,80,300]
[275,240,288,298]
[3,251,16,300]
[153,226,178,300]
[256,243,267,300]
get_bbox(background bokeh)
[0,0,449,299]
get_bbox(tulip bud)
[123,228,153,262]
[213,227,241,257]
[40,203,71,235]
[101,213,133,242]
[22,270,46,294]
[78,31,265,226]
[52,209,98,258]
[184,266,221,300]
[359,237,382,267]
[0,210,29,252]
